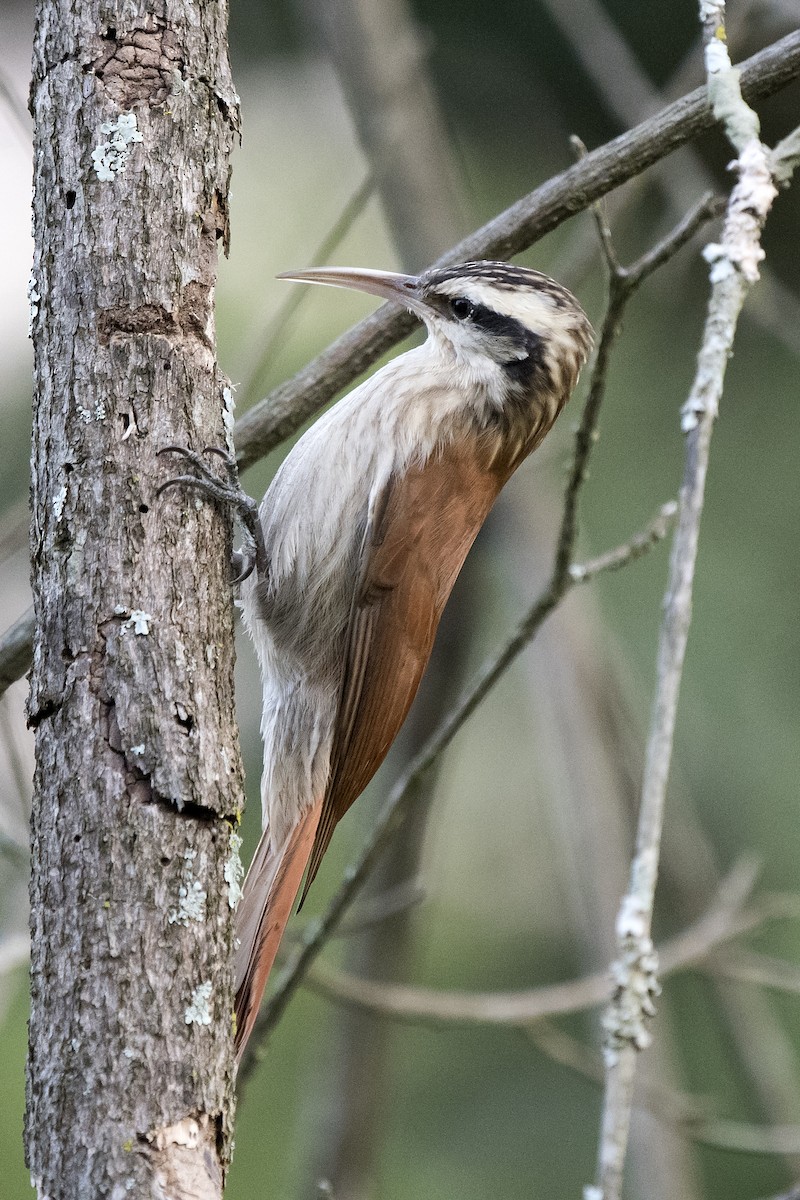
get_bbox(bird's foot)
[157,446,265,584]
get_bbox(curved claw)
[231,549,256,585]
[157,443,267,585]
[156,474,208,500]
[202,446,235,464]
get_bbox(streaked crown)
[417,261,593,402]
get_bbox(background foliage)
[1,2,798,1197]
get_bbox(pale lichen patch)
[185,981,213,1026]
[115,607,153,635]
[224,831,243,910]
[91,113,143,182]
[28,273,40,338]
[169,847,208,926]
[52,485,68,522]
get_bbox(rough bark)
[25,2,242,1197]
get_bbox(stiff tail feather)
[234,797,323,1061]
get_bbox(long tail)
[234,798,323,1061]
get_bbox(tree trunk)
[25,3,242,1197]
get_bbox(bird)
[163,260,592,1060]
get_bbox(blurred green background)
[1,2,799,1198]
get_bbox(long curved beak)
[277,266,430,320]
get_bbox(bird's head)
[279,260,593,430]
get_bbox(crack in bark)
[101,695,224,822]
[90,20,184,107]
[97,304,178,344]
[27,696,61,730]
[196,76,241,139]
[97,284,213,349]
[210,189,232,256]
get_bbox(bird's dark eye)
[450,297,473,321]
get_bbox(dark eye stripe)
[468,303,526,340]
[420,291,550,390]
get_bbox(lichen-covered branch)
[590,7,800,1199]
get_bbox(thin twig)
[285,877,426,943]
[554,190,722,586]
[525,1019,716,1130]
[569,503,677,583]
[528,1020,800,1160]
[236,195,723,1085]
[711,946,800,998]
[546,0,800,364]
[771,124,800,186]
[1,35,799,702]
[0,692,31,863]
[591,7,799,1197]
[690,1121,800,1156]
[299,859,774,1027]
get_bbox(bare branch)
[625,196,728,288]
[690,1121,800,1156]
[569,503,677,584]
[591,7,792,1197]
[771,123,800,186]
[232,32,800,472]
[299,859,773,1027]
[0,608,34,694]
[544,0,800,366]
[527,1019,800,1162]
[554,192,722,585]
[0,693,31,865]
[712,947,800,996]
[286,877,426,943]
